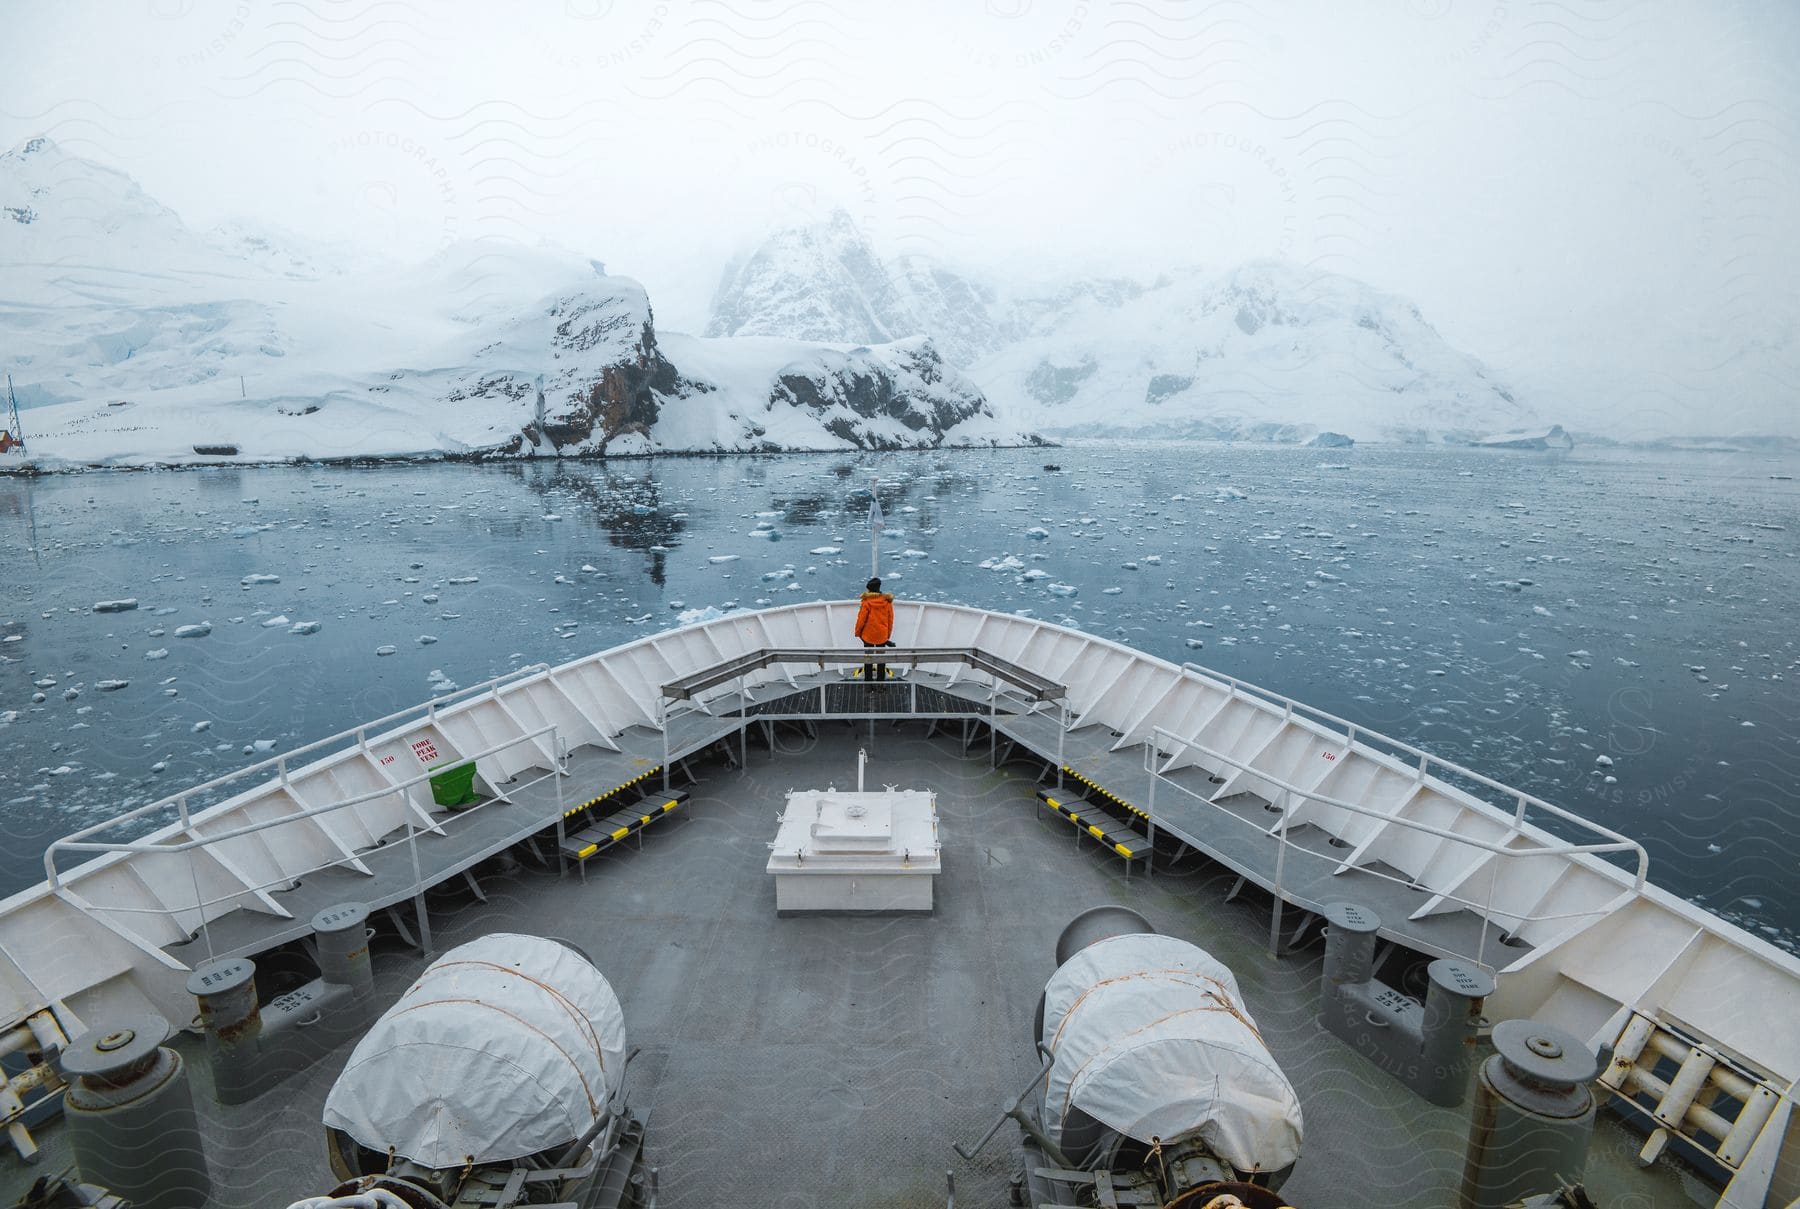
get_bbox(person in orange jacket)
[854,577,895,681]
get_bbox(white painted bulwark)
[767,789,940,913]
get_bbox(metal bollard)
[313,902,374,1000]
[187,956,261,1106]
[1458,1020,1598,1209]
[1322,900,1379,985]
[1319,901,1495,1107]
[63,1015,212,1209]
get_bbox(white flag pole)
[869,478,881,579]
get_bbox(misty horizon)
[4,1,1798,439]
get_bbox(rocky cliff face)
[3,139,1037,468]
[708,211,1536,444]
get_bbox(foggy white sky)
[4,0,1798,436]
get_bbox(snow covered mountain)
[1,138,1028,468]
[707,211,1535,443]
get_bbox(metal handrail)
[42,662,553,874]
[1145,726,1651,971]
[1148,725,1649,887]
[661,647,1066,702]
[1178,660,1643,845]
[46,724,561,886]
[70,765,563,919]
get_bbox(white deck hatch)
[767,788,940,912]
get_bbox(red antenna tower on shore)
[0,375,23,455]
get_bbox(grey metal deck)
[7,725,1709,1208]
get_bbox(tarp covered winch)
[323,934,627,1168]
[1040,933,1303,1173]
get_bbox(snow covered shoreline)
[2,138,1038,470]
[0,433,1055,476]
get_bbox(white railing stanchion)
[1269,790,1292,957]
[554,726,565,821]
[1056,702,1066,787]
[407,814,430,956]
[1145,740,1158,880]
[1478,855,1502,972]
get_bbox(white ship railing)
[42,661,554,890]
[1143,726,1649,971]
[1180,660,1626,843]
[45,724,565,959]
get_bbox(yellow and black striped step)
[560,788,689,876]
[563,766,666,820]
[1059,766,1149,822]
[1035,787,1146,862]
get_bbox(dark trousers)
[863,644,888,681]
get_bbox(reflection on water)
[0,444,1796,950]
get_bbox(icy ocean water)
[1,443,1796,947]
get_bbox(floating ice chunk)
[417,635,438,645]
[1025,527,1050,540]
[901,549,928,559]
[810,547,842,556]
[1215,486,1248,501]
[0,711,16,725]
[251,739,277,753]
[542,513,562,521]
[748,528,781,540]
[151,761,166,773]
[423,594,439,603]
[447,576,479,585]
[193,720,210,732]
[581,564,599,573]
[241,574,280,586]
[1048,583,1078,596]
[709,555,741,564]
[375,645,397,656]
[1603,775,1617,784]
[261,615,291,628]
[1144,555,1162,565]
[1532,606,1552,617]
[1185,638,1204,649]
[175,623,212,638]
[1021,568,1049,582]
[289,621,320,635]
[93,599,139,613]
[1595,755,1613,767]
[1103,587,1123,595]
[1122,561,1138,570]
[675,605,743,626]
[96,680,128,692]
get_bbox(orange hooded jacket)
[854,591,895,645]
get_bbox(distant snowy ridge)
[708,210,1539,444]
[0,138,1035,470]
